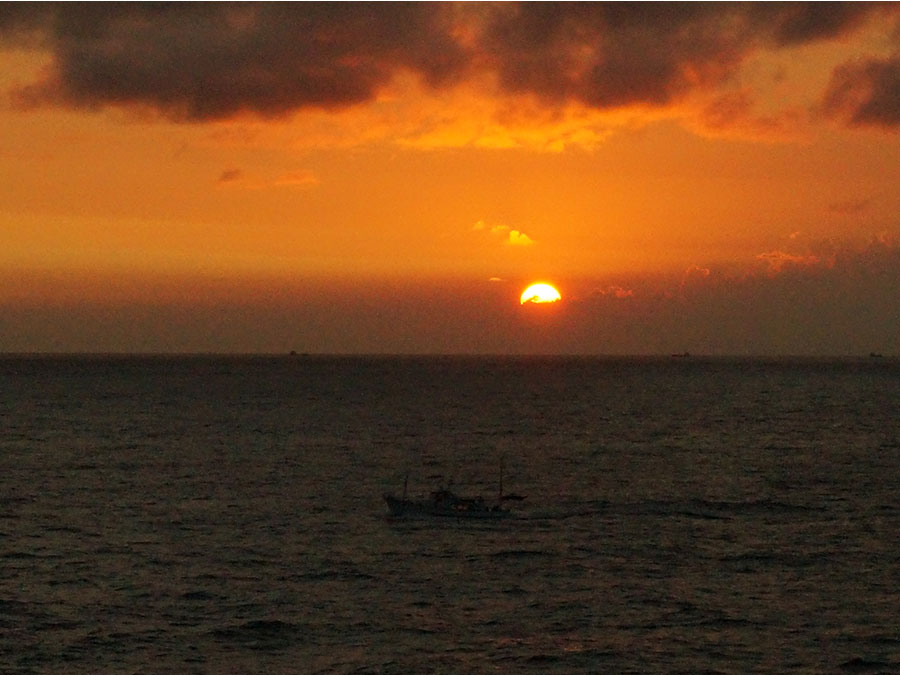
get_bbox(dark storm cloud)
[478,2,889,109]
[1,2,893,121]
[5,2,466,120]
[0,3,55,37]
[823,54,900,129]
[751,2,879,46]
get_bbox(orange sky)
[2,3,900,354]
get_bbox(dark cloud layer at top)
[3,3,466,120]
[0,2,895,123]
[479,3,883,109]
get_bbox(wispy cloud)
[680,265,712,292]
[591,285,634,299]
[274,169,320,188]
[216,167,318,190]
[217,168,243,184]
[755,250,822,274]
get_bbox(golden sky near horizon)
[2,3,900,354]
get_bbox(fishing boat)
[383,462,519,519]
[383,488,512,519]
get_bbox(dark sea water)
[1,355,899,674]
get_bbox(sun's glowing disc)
[520,283,562,304]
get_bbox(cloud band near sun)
[3,3,900,138]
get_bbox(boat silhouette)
[384,462,520,519]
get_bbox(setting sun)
[520,283,562,305]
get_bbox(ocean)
[1,355,898,674]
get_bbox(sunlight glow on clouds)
[756,250,822,274]
[506,230,534,247]
[473,220,535,247]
